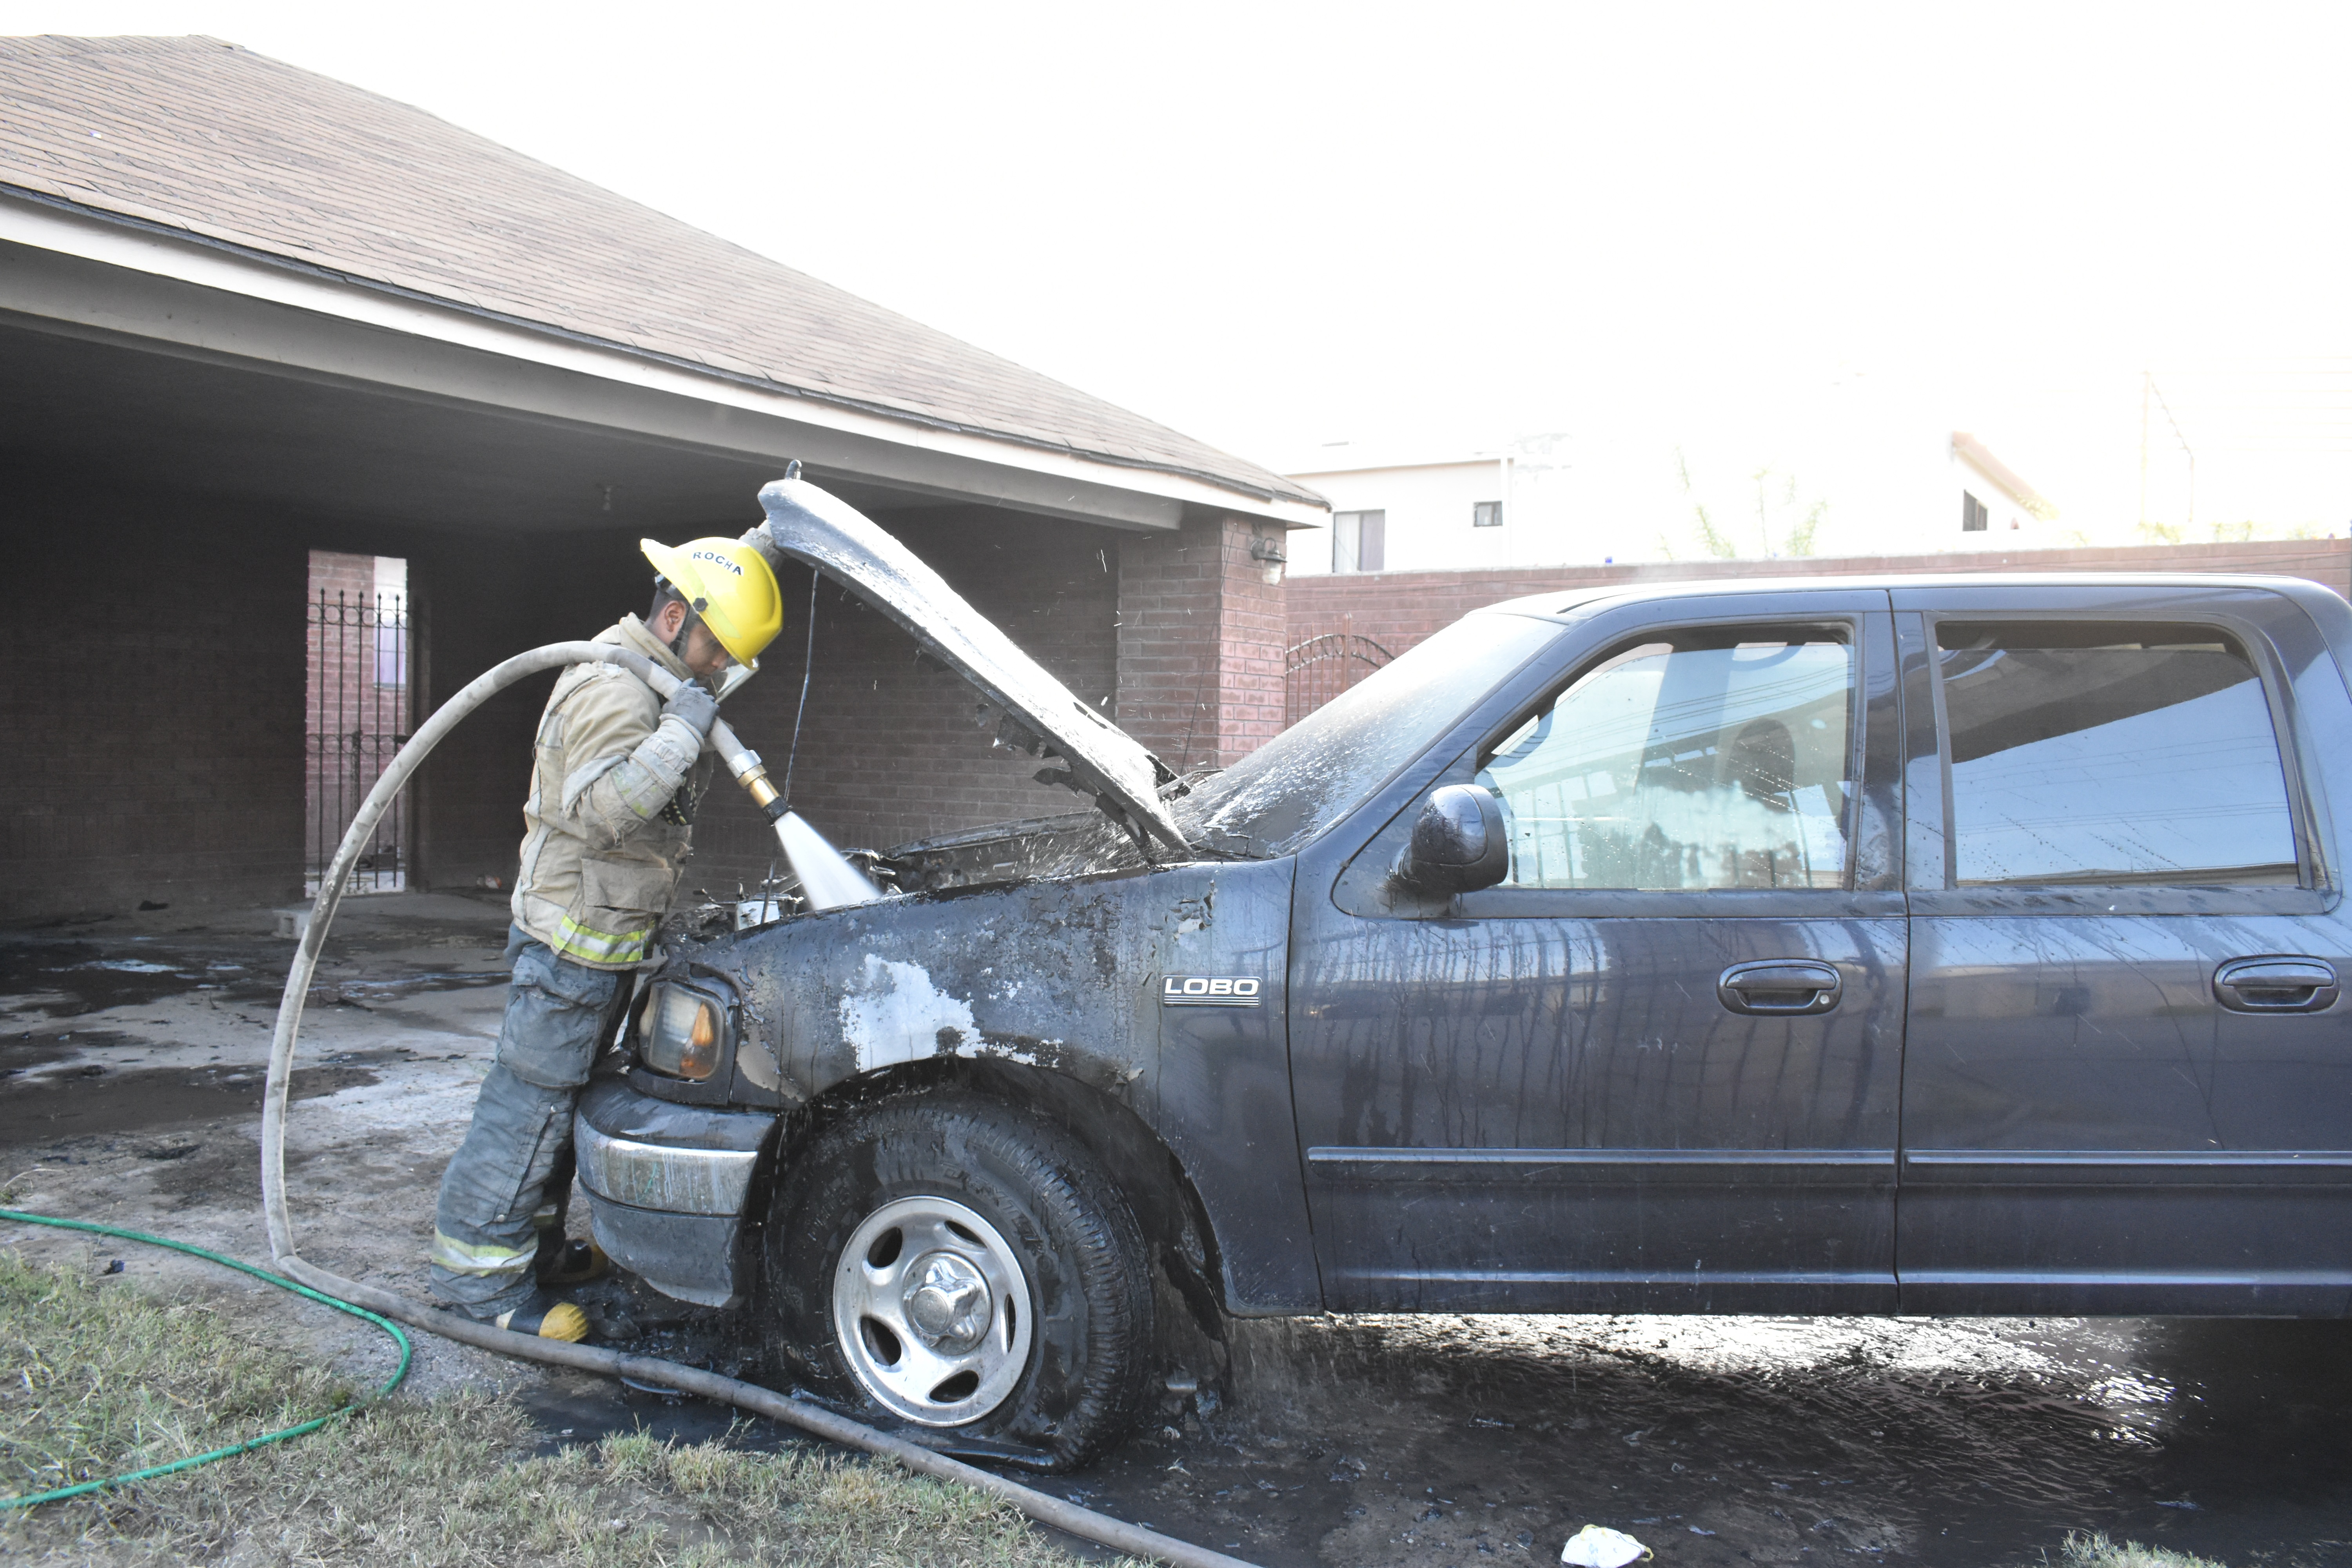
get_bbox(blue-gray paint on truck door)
[1892,585,2352,1315]
[1287,592,1907,1313]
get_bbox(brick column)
[1116,514,1289,774]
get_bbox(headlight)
[637,983,726,1082]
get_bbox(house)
[0,34,1327,916]
[1284,426,2061,572]
[1946,430,2060,549]
[1280,444,1517,576]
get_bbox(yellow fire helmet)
[639,536,784,667]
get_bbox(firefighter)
[428,537,782,1339]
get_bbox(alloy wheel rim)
[831,1194,1034,1426]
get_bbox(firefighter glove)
[661,681,720,740]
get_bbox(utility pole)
[1501,451,1514,568]
[2139,370,2151,529]
[2139,371,2196,532]
[2153,379,2195,530]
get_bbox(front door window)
[1478,632,1854,889]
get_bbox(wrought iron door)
[306,585,411,894]
[1284,632,1394,728]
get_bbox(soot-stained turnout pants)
[430,930,623,1317]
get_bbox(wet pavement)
[501,1302,2352,1567]
[8,898,2352,1566]
[1,1046,388,1145]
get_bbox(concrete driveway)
[7,895,2350,1567]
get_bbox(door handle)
[1719,960,1842,1016]
[2214,956,2339,1013]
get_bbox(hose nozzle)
[712,731,786,820]
[736,760,786,822]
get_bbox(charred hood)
[755,477,1190,853]
[880,810,1152,894]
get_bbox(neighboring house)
[0,34,1326,916]
[1947,430,2060,550]
[1281,445,1515,576]
[1285,429,2060,572]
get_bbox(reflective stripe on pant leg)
[431,944,618,1314]
[430,1068,571,1313]
[430,1230,538,1279]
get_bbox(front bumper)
[574,1076,777,1308]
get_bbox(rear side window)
[1477,627,1855,890]
[1936,621,2298,887]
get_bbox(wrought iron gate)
[307,586,411,895]
[1283,632,1395,729]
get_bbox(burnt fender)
[706,858,1319,1314]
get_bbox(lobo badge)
[1159,975,1263,1007]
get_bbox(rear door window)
[1935,621,2299,887]
[1476,628,1856,890]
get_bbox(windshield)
[1175,612,1561,857]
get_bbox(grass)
[0,1249,1138,1566]
[0,1245,361,1502]
[2,1242,2240,1568]
[2056,1534,2227,1568]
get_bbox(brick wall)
[0,475,309,918]
[282,506,1124,900]
[1287,537,2352,664]
[683,506,1125,890]
[0,487,1134,919]
[1116,514,1290,773]
[1216,519,1291,763]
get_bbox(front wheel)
[762,1091,1152,1466]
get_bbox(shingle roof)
[0,34,1317,507]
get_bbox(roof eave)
[0,182,1328,530]
[1951,431,2060,521]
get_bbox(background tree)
[1663,448,1827,559]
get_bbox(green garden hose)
[0,1209,412,1510]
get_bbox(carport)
[0,34,1324,918]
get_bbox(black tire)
[762,1090,1152,1467]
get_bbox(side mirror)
[1391,785,1510,895]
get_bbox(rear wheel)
[762,1091,1152,1466]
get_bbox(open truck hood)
[756,476,1190,853]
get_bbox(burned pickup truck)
[579,485,2352,1465]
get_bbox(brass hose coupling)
[731,755,790,822]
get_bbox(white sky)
[10,1,2352,550]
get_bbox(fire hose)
[247,640,1259,1568]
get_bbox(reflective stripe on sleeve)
[551,915,652,966]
